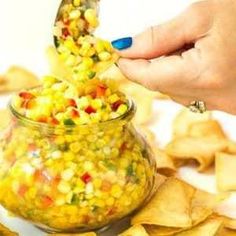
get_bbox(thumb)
[112,1,210,59]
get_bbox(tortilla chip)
[215,152,236,191]
[0,66,39,93]
[165,136,227,171]
[153,148,176,176]
[191,189,219,226]
[174,217,223,236]
[48,233,96,236]
[119,81,155,125]
[118,225,149,236]
[46,46,73,82]
[188,120,227,139]
[172,108,212,138]
[0,222,18,235]
[145,225,183,236]
[221,215,236,230]
[218,228,236,235]
[131,178,194,228]
[0,109,11,131]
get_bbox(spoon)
[54,0,99,47]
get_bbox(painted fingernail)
[111,37,133,50]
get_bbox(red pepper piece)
[41,196,53,207]
[81,172,92,184]
[22,99,36,109]
[96,85,107,97]
[28,143,37,151]
[71,109,80,118]
[18,185,28,197]
[37,116,48,123]
[34,170,51,183]
[85,106,96,114]
[112,100,123,111]
[19,92,35,100]
[68,99,77,107]
[62,28,70,37]
[89,91,97,99]
[49,117,59,125]
[107,207,117,216]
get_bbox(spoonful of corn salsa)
[53,0,118,83]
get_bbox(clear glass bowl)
[0,99,157,233]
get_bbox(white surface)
[2,0,236,235]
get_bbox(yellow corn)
[98,51,111,61]
[84,9,99,28]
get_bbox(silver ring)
[188,100,206,113]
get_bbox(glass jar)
[0,99,157,233]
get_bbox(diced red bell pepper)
[18,185,28,197]
[22,99,36,109]
[62,28,70,37]
[85,106,96,114]
[81,172,92,184]
[41,196,53,207]
[49,117,59,125]
[28,143,37,151]
[96,85,107,97]
[34,170,51,183]
[37,116,48,123]
[19,92,35,100]
[89,91,97,99]
[112,100,123,111]
[68,99,77,107]
[107,207,117,216]
[71,109,80,118]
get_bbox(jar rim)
[9,97,136,131]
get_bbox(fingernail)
[111,37,132,50]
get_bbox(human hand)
[112,0,236,114]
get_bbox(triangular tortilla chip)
[131,178,194,228]
[166,136,227,171]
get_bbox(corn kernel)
[58,181,71,194]
[117,104,128,115]
[93,178,102,189]
[98,51,111,61]
[61,168,74,181]
[66,192,74,203]
[108,94,120,103]
[51,150,62,159]
[73,0,81,6]
[111,184,123,198]
[106,197,115,206]
[69,9,81,19]
[69,142,81,153]
[84,9,98,28]
[82,161,94,171]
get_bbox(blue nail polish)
[111,37,132,50]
